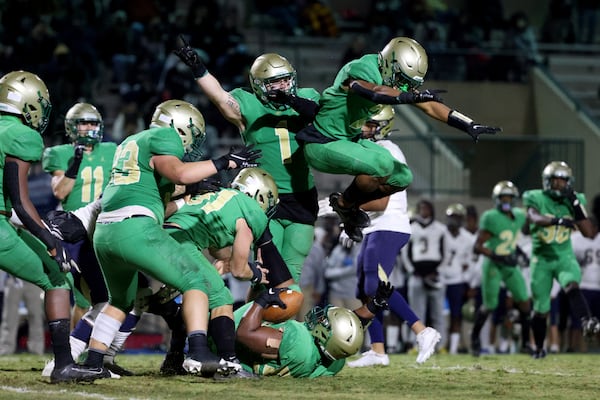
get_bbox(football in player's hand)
[262,289,304,324]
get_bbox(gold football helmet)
[492,180,519,211]
[0,70,51,133]
[366,105,395,141]
[542,161,573,196]
[378,37,428,91]
[65,102,104,146]
[231,167,279,215]
[150,99,206,160]
[305,305,364,361]
[249,53,297,107]
[446,203,466,217]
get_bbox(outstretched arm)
[173,36,246,131]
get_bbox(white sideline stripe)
[416,364,576,377]
[0,385,146,400]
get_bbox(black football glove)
[266,90,292,104]
[255,287,287,309]
[466,123,502,143]
[64,145,85,179]
[515,246,530,268]
[212,145,261,171]
[367,280,394,313]
[490,252,519,267]
[551,217,577,229]
[173,35,207,79]
[52,240,79,273]
[185,177,223,196]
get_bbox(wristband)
[447,110,474,132]
[174,198,186,210]
[64,157,83,179]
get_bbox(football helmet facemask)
[492,180,519,212]
[542,161,573,197]
[65,102,104,146]
[0,70,51,133]
[364,105,395,141]
[305,305,364,361]
[378,37,428,91]
[249,53,297,109]
[231,167,279,216]
[150,100,206,161]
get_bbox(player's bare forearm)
[237,304,281,359]
[51,172,76,201]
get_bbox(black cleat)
[50,363,111,384]
[183,353,231,376]
[214,368,260,381]
[329,192,370,228]
[104,361,134,376]
[160,352,187,376]
[520,345,534,355]
[532,349,547,359]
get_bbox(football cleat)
[183,354,236,376]
[213,360,259,381]
[329,192,370,228]
[581,317,600,337]
[104,360,134,376]
[416,327,441,364]
[50,363,111,384]
[160,351,186,376]
[346,350,390,368]
[532,349,547,359]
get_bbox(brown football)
[262,289,304,323]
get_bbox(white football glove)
[338,229,356,249]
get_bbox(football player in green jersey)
[42,102,117,357]
[159,168,297,377]
[174,37,320,284]
[76,99,262,379]
[296,36,501,242]
[43,102,116,211]
[0,70,93,383]
[523,161,597,358]
[471,181,532,356]
[232,280,393,378]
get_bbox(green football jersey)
[522,189,586,259]
[0,115,44,213]
[42,142,117,210]
[101,127,183,224]
[231,87,319,194]
[480,207,527,258]
[313,54,384,141]
[166,188,268,250]
[233,303,345,378]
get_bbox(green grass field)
[1,352,598,400]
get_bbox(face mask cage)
[181,122,205,162]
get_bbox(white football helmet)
[150,100,206,160]
[305,305,364,361]
[231,167,279,215]
[249,53,297,108]
[64,102,104,146]
[0,70,51,133]
[378,37,428,91]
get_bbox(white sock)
[70,336,88,361]
[449,332,460,355]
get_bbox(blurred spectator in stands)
[298,226,329,321]
[576,0,599,44]
[324,241,362,310]
[502,11,543,82]
[0,275,45,356]
[465,205,479,235]
[541,0,577,43]
[367,0,407,48]
[111,90,146,143]
[464,0,505,41]
[255,0,303,37]
[301,0,339,37]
